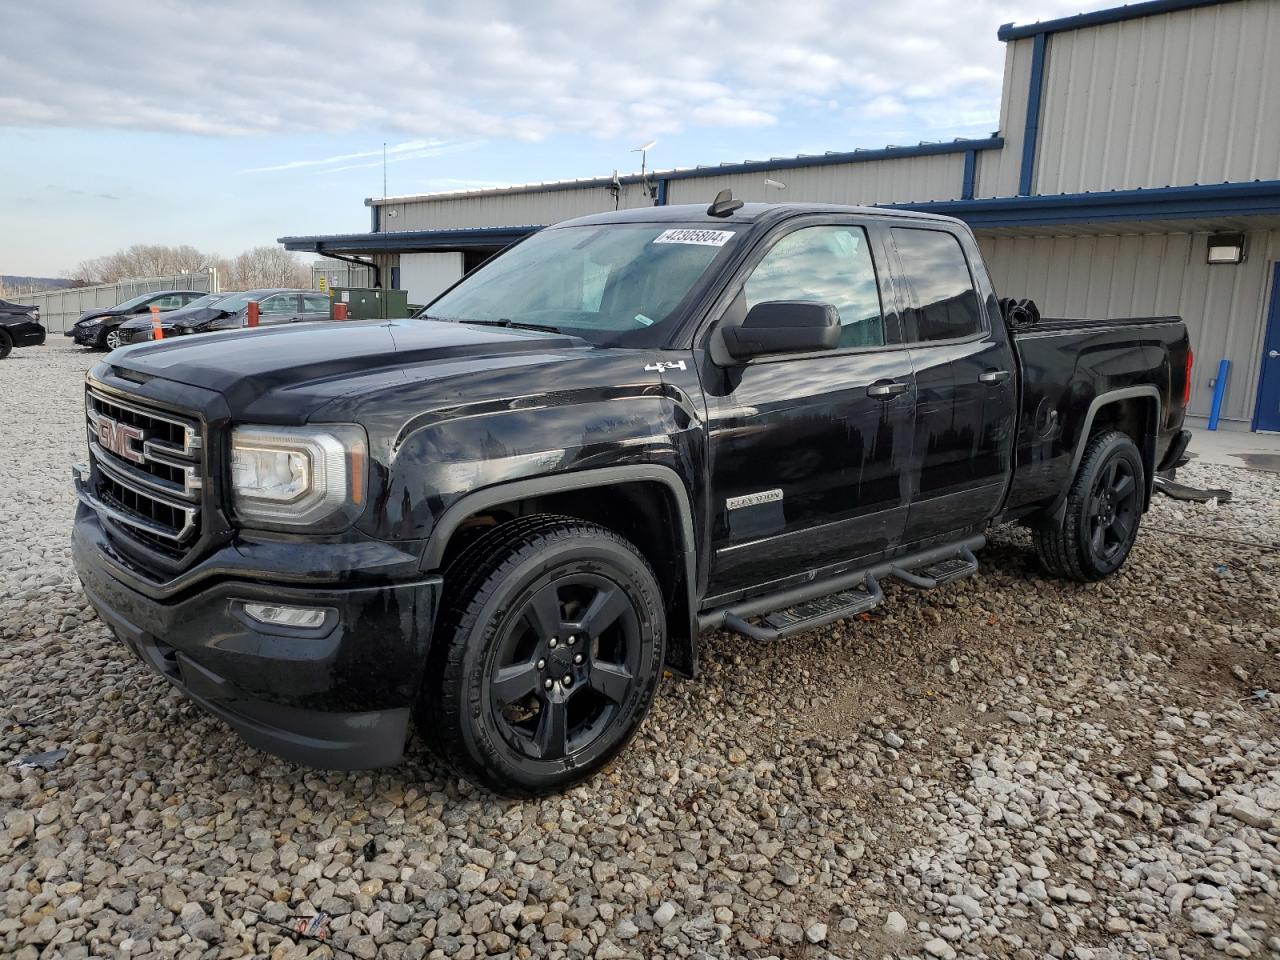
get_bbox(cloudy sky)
[1,0,1097,277]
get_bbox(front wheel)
[419,516,666,796]
[104,328,124,351]
[1033,430,1145,581]
[0,330,12,360]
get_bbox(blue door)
[1256,264,1280,432]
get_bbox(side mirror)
[721,301,840,361]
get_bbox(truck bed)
[1002,316,1191,520]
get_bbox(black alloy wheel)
[1086,456,1139,564]
[1032,429,1146,581]
[488,574,643,763]
[419,516,665,795]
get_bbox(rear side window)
[743,225,885,348]
[892,228,983,342]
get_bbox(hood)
[108,318,593,417]
[77,308,123,322]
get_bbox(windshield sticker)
[653,228,735,247]
[634,314,654,326]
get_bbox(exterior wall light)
[1206,232,1245,264]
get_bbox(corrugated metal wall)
[382,182,655,231]
[978,228,1279,425]
[977,35,1036,198]
[665,152,966,206]
[1034,0,1280,194]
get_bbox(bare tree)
[226,246,308,290]
[72,244,215,284]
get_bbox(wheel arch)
[423,466,700,677]
[1051,386,1160,523]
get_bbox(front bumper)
[70,323,107,346]
[72,505,442,769]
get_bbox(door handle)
[1270,350,1279,359]
[867,380,909,399]
[979,369,1011,384]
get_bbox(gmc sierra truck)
[72,198,1193,795]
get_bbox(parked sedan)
[66,289,208,350]
[0,298,45,359]
[113,289,332,345]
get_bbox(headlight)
[230,424,368,530]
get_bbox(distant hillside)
[0,275,76,293]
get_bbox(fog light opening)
[242,602,329,629]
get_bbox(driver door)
[701,220,916,603]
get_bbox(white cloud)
[1,0,1097,143]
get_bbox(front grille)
[86,386,203,560]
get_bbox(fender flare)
[1051,385,1161,522]
[421,465,701,673]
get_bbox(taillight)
[1184,349,1194,406]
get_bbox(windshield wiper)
[458,318,562,333]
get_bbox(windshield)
[111,292,162,311]
[178,293,227,311]
[213,291,269,312]
[425,223,742,344]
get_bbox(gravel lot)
[2,341,1278,960]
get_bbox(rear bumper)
[5,321,46,347]
[1158,428,1193,472]
[72,506,442,769]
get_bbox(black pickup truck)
[72,199,1192,795]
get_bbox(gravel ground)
[2,341,1278,960]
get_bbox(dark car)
[66,290,209,350]
[0,298,46,358]
[114,289,332,346]
[72,199,1193,796]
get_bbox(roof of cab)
[555,201,965,230]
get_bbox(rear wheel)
[418,516,666,796]
[1033,430,1144,581]
[0,330,12,360]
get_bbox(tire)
[418,515,666,796]
[1033,430,1145,582]
[104,328,124,351]
[0,330,11,360]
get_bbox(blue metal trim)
[661,137,1003,182]
[961,150,977,201]
[890,180,1280,227]
[279,225,542,254]
[1020,32,1047,197]
[656,178,669,206]
[998,0,1236,40]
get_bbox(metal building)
[281,0,1280,432]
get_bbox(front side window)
[150,295,183,310]
[260,295,296,315]
[892,228,983,342]
[743,225,885,348]
[426,223,743,345]
[302,294,331,313]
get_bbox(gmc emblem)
[97,416,146,464]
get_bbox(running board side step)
[701,536,984,643]
[723,576,883,642]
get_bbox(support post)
[247,300,260,328]
[1207,359,1230,430]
